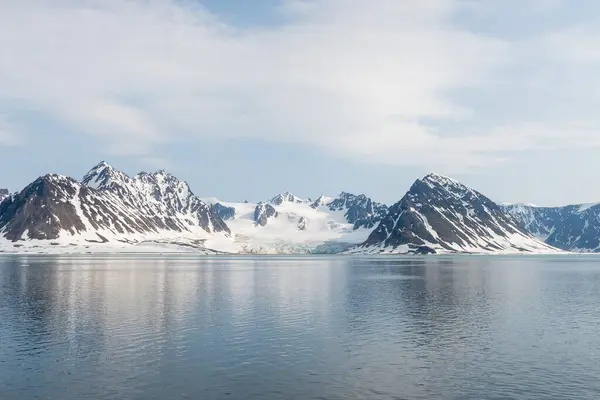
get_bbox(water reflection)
[1,256,600,399]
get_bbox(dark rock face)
[326,192,388,229]
[0,163,231,243]
[310,192,388,230]
[504,203,600,251]
[211,203,236,221]
[297,216,307,231]
[254,202,278,227]
[0,175,86,241]
[360,174,547,253]
[413,245,436,255]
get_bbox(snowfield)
[201,196,375,254]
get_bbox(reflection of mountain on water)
[339,257,500,397]
[0,256,214,396]
[342,257,497,342]
[0,256,353,399]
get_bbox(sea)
[1,255,600,399]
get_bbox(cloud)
[0,0,599,170]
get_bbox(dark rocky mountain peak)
[82,161,130,190]
[80,161,229,234]
[0,174,88,241]
[358,174,553,254]
[0,163,232,246]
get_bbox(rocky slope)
[352,174,557,254]
[504,203,600,252]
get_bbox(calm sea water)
[2,255,600,400]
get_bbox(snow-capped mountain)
[352,174,558,254]
[0,164,565,254]
[0,163,230,253]
[504,203,600,252]
[203,191,387,254]
[269,192,307,205]
[82,161,230,234]
[319,192,388,229]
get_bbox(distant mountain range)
[0,162,589,254]
[503,203,600,252]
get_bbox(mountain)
[352,174,557,254]
[269,192,307,205]
[0,163,230,253]
[82,161,230,234]
[0,164,564,255]
[320,192,388,229]
[504,203,600,252]
[204,191,388,254]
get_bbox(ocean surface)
[1,255,600,400]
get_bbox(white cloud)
[1,0,599,170]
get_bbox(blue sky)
[2,0,600,206]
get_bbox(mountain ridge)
[0,163,566,254]
[503,203,600,252]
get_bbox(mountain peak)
[269,192,305,205]
[358,172,555,254]
[82,161,129,190]
[95,160,111,168]
[421,173,463,187]
[40,173,74,184]
[411,173,477,202]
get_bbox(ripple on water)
[1,256,600,399]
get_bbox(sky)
[2,0,600,206]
